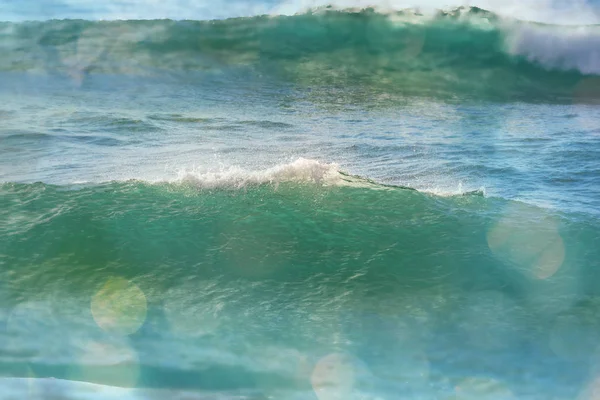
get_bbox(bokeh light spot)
[91,277,147,336]
[487,203,565,280]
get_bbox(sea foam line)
[168,158,485,196]
[174,158,345,189]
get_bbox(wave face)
[1,8,599,102]
[2,5,600,399]
[1,179,600,397]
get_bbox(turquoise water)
[2,6,600,400]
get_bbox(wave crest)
[505,22,600,75]
[168,158,485,197]
[1,8,599,101]
[175,158,345,189]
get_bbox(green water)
[2,5,600,399]
[1,179,599,398]
[1,9,599,103]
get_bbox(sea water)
[1,3,600,399]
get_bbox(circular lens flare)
[487,204,565,280]
[91,277,147,336]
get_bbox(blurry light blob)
[68,338,140,389]
[454,377,515,399]
[487,204,565,280]
[91,277,147,336]
[163,281,220,337]
[459,291,521,350]
[311,353,369,400]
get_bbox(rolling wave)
[1,158,480,196]
[1,161,600,397]
[1,7,599,101]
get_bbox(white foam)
[165,158,491,199]
[174,158,344,189]
[271,0,600,25]
[461,0,599,25]
[78,158,484,197]
[269,0,600,75]
[420,185,486,197]
[503,22,600,75]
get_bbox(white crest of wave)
[272,0,600,25]
[472,0,600,25]
[504,23,600,75]
[175,158,344,189]
[171,158,486,195]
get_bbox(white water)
[174,158,345,189]
[504,22,600,75]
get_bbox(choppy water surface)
[1,5,600,400]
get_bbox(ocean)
[1,2,600,399]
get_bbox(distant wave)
[1,7,599,101]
